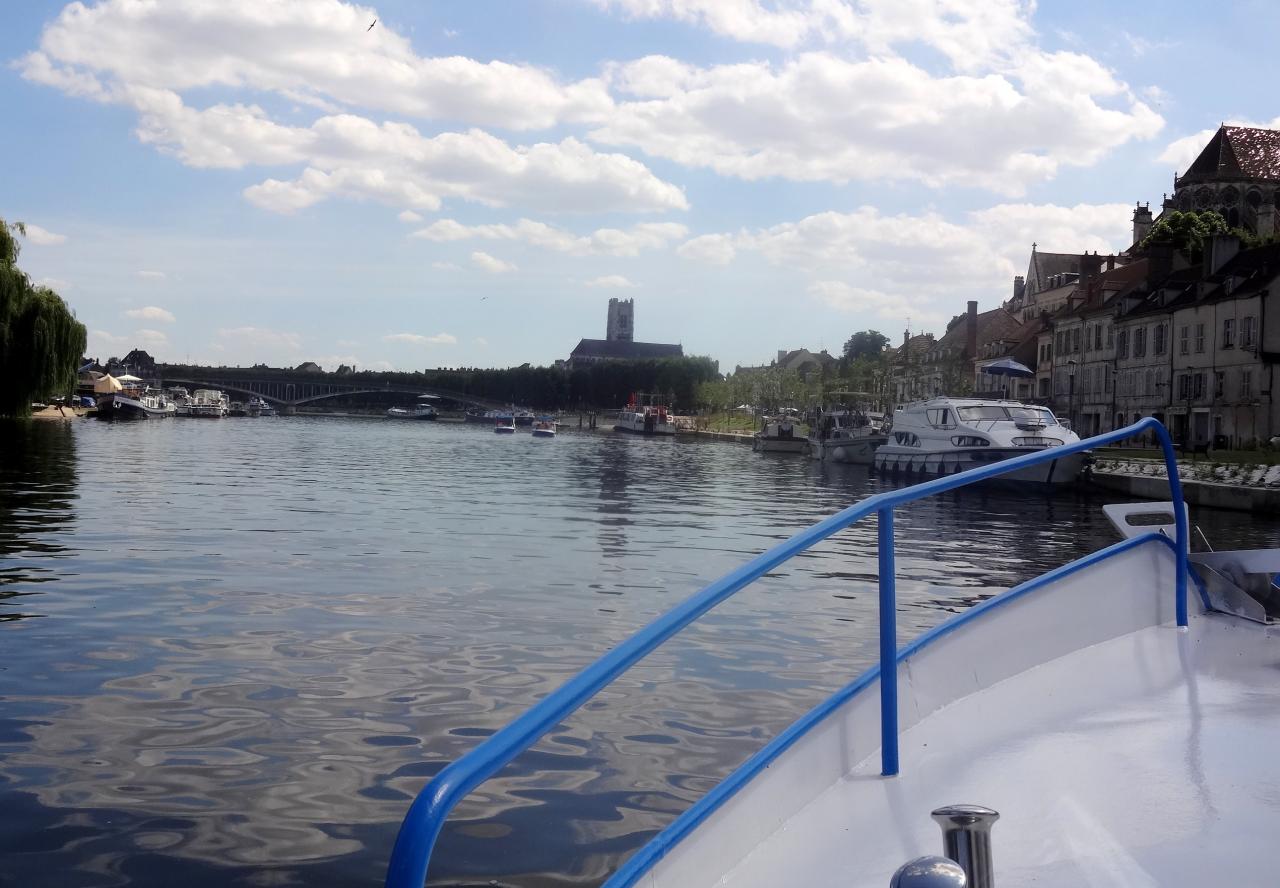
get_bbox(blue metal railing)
[385,418,1189,888]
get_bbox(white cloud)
[21,224,67,246]
[412,218,687,256]
[594,50,1161,195]
[216,326,303,351]
[397,210,424,223]
[585,274,638,288]
[684,201,1132,334]
[89,329,127,349]
[20,0,612,129]
[431,261,461,271]
[471,251,516,273]
[134,328,170,348]
[1158,117,1280,172]
[125,305,176,323]
[677,233,737,265]
[34,276,71,291]
[19,1,687,216]
[383,332,458,345]
[136,270,167,280]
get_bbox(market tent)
[93,374,123,393]
[115,374,143,383]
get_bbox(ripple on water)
[2,417,1278,887]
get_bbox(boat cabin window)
[925,408,955,429]
[955,405,1008,422]
[893,432,921,447]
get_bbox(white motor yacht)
[190,389,226,418]
[874,397,1084,484]
[614,394,676,436]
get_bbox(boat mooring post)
[877,506,898,777]
[932,804,999,888]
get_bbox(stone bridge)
[159,372,508,410]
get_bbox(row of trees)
[1,220,87,418]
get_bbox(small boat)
[387,397,439,420]
[614,394,675,436]
[385,418,1280,888]
[168,387,192,416]
[531,418,557,438]
[514,409,536,426]
[807,404,887,464]
[753,415,806,453]
[494,415,516,434]
[228,401,248,417]
[873,397,1084,484]
[189,389,226,418]
[94,386,176,420]
[253,397,276,417]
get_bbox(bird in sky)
[367,18,377,31]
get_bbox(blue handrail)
[385,417,1189,888]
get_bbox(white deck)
[640,540,1280,888]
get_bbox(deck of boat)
[703,610,1277,888]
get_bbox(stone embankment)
[1090,457,1280,512]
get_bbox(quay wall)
[1089,471,1280,513]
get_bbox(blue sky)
[3,0,1277,372]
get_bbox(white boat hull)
[531,428,556,438]
[874,447,1085,484]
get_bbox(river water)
[2,417,1275,888]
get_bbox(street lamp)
[1066,359,1077,431]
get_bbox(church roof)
[1025,248,1084,295]
[570,339,684,360]
[1178,125,1280,186]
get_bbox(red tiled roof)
[1179,126,1280,184]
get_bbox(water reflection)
[0,418,1277,888]
[0,420,78,617]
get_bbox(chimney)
[1204,232,1241,274]
[1106,253,1116,271]
[1148,241,1174,285]
[903,329,910,347]
[1132,201,1153,245]
[1013,275,1025,302]
[966,300,978,359]
[776,350,786,365]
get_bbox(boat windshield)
[956,405,1055,424]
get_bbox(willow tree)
[0,220,87,417]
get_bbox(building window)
[1039,377,1050,397]
[1222,318,1235,349]
[1133,326,1147,358]
[1177,373,1190,399]
[1214,370,1225,398]
[1104,368,1111,394]
[1117,330,1129,359]
[1195,323,1205,353]
[1153,323,1167,356]
[1193,373,1205,399]
[1071,328,1081,353]
[1178,325,1189,356]
[1106,325,1114,349]
[1242,315,1257,349]
[1144,369,1153,396]
[1095,325,1103,351]
[1242,369,1253,398]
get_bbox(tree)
[0,221,87,417]
[1139,209,1233,260]
[842,330,889,362]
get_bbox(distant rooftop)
[569,339,684,360]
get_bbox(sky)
[3,0,1279,373]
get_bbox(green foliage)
[1139,210,1234,259]
[0,220,87,417]
[842,329,888,361]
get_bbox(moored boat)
[753,415,806,453]
[531,418,557,438]
[190,389,226,418]
[385,418,1278,888]
[94,387,176,420]
[614,394,675,436]
[807,407,887,463]
[873,397,1084,484]
[494,414,516,434]
[387,397,439,420]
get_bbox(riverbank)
[28,405,90,420]
[1090,455,1280,512]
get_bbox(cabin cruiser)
[513,409,536,426]
[252,397,276,417]
[190,389,226,418]
[493,414,516,434]
[384,418,1280,888]
[387,397,439,420]
[874,397,1084,484]
[168,387,192,416]
[807,408,887,464]
[94,386,176,420]
[753,416,806,453]
[614,394,676,436]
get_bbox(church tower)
[606,298,634,342]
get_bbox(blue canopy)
[982,358,1034,378]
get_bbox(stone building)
[1164,125,1280,235]
[891,302,1022,402]
[569,299,682,368]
